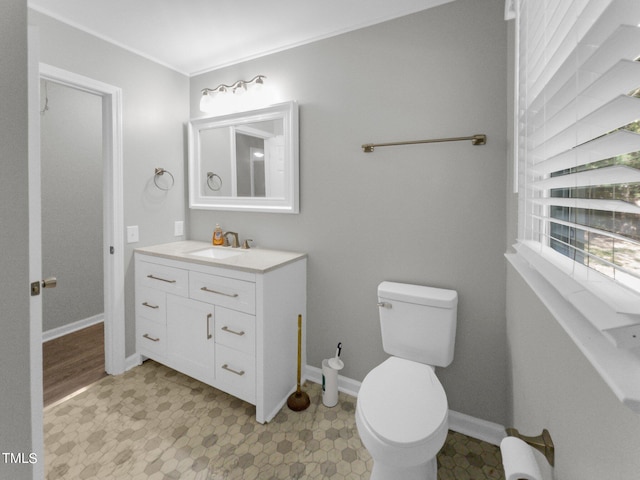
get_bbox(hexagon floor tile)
[44,360,504,479]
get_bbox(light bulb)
[200,91,214,112]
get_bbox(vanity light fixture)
[200,75,266,111]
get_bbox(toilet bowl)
[356,356,448,480]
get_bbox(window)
[548,116,640,290]
[514,0,640,346]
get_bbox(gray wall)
[0,1,33,478]
[29,10,190,356]
[190,0,509,425]
[41,80,103,333]
[503,16,640,480]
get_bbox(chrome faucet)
[223,231,240,248]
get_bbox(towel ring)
[206,172,222,191]
[154,168,174,191]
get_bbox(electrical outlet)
[174,221,184,236]
[126,225,139,243]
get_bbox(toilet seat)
[358,357,448,448]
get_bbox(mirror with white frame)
[188,101,299,213]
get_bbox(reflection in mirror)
[189,101,299,213]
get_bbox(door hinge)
[110,246,115,254]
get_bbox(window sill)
[506,251,640,414]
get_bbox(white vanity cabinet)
[134,241,306,424]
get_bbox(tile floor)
[44,360,504,479]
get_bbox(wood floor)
[42,322,107,407]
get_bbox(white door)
[27,27,45,479]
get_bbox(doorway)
[38,63,126,378]
[39,79,106,406]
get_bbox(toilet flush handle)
[377,302,392,308]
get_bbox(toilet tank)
[377,281,458,367]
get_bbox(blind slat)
[534,130,640,173]
[531,165,640,189]
[530,197,640,215]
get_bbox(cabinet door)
[166,294,216,386]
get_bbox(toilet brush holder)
[322,358,343,407]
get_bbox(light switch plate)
[126,225,139,243]
[174,220,184,236]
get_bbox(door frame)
[38,63,125,375]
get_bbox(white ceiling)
[28,0,455,76]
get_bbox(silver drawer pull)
[222,364,245,376]
[377,302,392,308]
[142,302,159,309]
[222,326,245,336]
[200,286,239,298]
[147,274,176,284]
[143,333,160,342]
[207,313,213,340]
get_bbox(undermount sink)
[189,247,244,260]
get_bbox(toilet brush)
[287,314,310,411]
[328,342,344,370]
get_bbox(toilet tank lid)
[378,281,457,308]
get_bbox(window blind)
[515,0,640,345]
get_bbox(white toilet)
[356,281,458,480]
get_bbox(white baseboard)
[125,354,143,372]
[304,364,505,446]
[448,410,506,446]
[42,313,104,342]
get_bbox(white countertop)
[135,241,306,274]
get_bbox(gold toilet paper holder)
[506,428,555,467]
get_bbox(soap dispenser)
[212,224,223,245]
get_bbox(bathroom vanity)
[134,240,306,423]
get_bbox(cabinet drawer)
[138,260,188,297]
[190,272,255,314]
[135,287,166,324]
[215,345,256,404]
[215,307,255,355]
[137,317,166,358]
